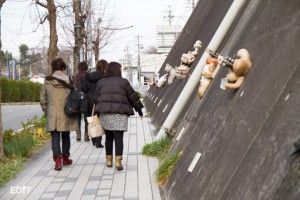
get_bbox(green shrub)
[3,115,47,158]
[35,83,43,102]
[142,137,172,159]
[0,157,26,186]
[3,129,14,142]
[33,114,46,128]
[136,91,142,99]
[29,82,42,102]
[0,78,42,102]
[154,151,182,186]
[0,115,48,186]
[19,81,30,102]
[4,134,35,158]
[9,81,20,102]
[0,78,11,102]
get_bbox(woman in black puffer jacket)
[81,60,107,148]
[94,62,143,170]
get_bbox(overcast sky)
[1,0,193,63]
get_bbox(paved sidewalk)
[0,116,161,200]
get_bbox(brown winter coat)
[40,71,78,132]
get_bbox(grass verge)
[0,157,26,186]
[142,137,172,159]
[154,151,183,186]
[0,114,48,186]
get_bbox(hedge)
[0,78,42,102]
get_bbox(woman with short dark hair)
[40,58,78,170]
[51,57,67,72]
[96,59,107,72]
[94,61,143,170]
[81,59,108,148]
[74,61,89,142]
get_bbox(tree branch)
[35,0,49,10]
[40,14,48,24]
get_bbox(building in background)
[156,25,183,54]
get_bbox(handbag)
[64,77,82,115]
[87,104,105,137]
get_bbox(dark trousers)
[78,111,88,132]
[105,130,124,156]
[92,136,102,145]
[51,131,71,157]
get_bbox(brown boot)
[115,156,123,171]
[106,155,113,168]
[84,132,90,142]
[62,155,73,166]
[76,130,81,141]
[53,156,62,171]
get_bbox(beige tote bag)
[87,104,105,137]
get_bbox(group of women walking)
[40,58,144,171]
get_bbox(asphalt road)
[2,104,44,131]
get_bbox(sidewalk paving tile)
[0,116,162,200]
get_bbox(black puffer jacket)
[81,70,104,116]
[94,76,143,116]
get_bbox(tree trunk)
[47,0,59,75]
[0,0,7,161]
[73,0,83,73]
[92,33,100,63]
[0,83,5,161]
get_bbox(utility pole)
[135,35,142,85]
[125,46,132,84]
[164,6,174,26]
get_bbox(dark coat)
[74,71,86,85]
[94,76,143,116]
[81,70,104,116]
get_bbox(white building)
[156,25,183,54]
[140,54,167,82]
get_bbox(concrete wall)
[144,0,300,199]
[144,0,235,127]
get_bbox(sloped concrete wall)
[145,0,300,199]
[143,0,234,128]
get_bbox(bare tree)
[59,0,118,71]
[0,0,6,161]
[72,0,86,72]
[35,0,59,75]
[92,16,116,63]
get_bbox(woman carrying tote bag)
[94,62,143,170]
[81,59,108,148]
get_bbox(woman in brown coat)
[40,58,78,170]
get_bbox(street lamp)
[30,61,42,79]
[97,17,133,30]
[100,25,133,30]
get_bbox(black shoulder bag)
[64,77,82,115]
